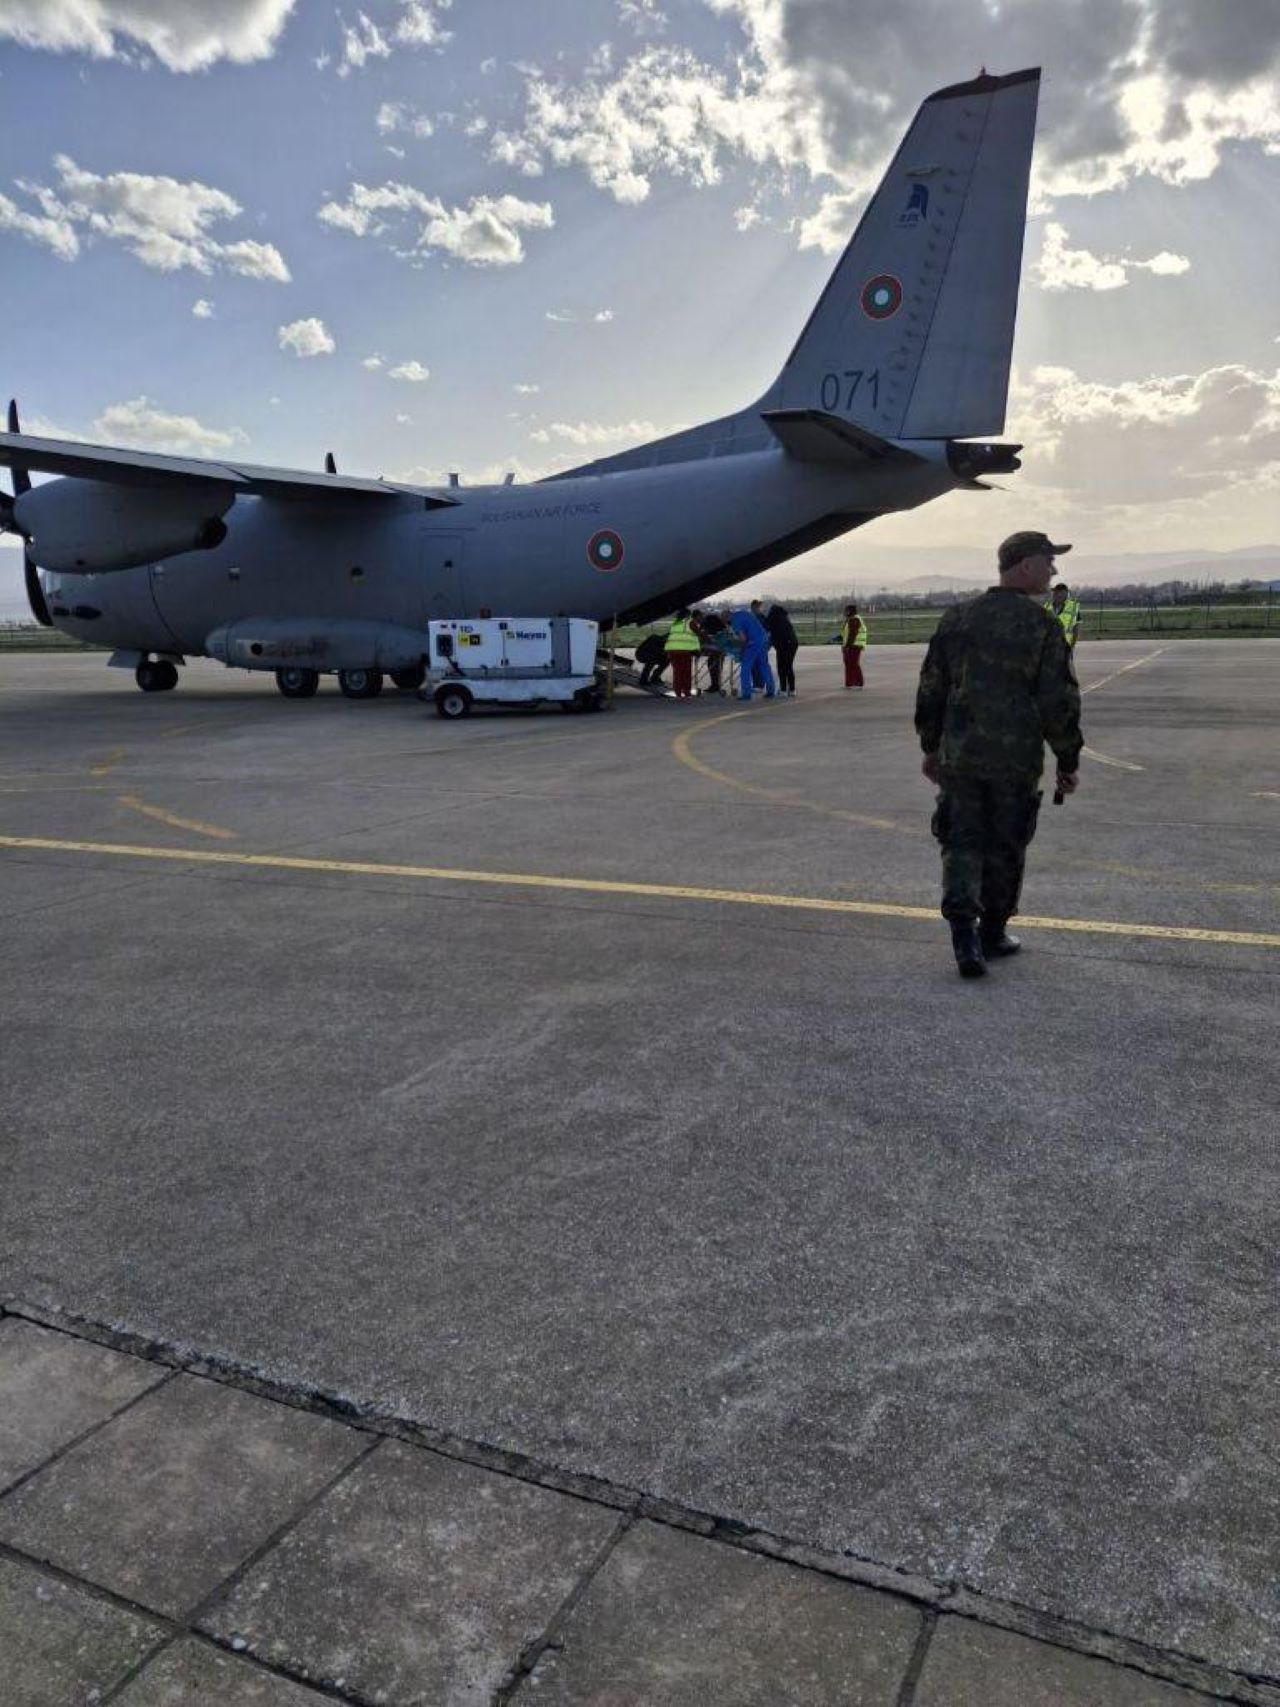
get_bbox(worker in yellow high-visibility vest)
[1048,583,1081,649]
[664,607,702,698]
[841,603,868,688]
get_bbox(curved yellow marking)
[116,796,237,841]
[1081,745,1144,773]
[1251,791,1280,801]
[90,749,127,776]
[0,836,1276,950]
[671,709,910,835]
[1080,648,1166,696]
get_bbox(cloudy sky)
[0,0,1277,608]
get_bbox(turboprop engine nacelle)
[206,618,431,673]
[15,479,235,573]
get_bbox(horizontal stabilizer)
[0,432,461,507]
[761,409,926,466]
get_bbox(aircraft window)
[350,565,365,582]
[436,635,454,657]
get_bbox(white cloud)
[394,412,412,424]
[376,100,434,138]
[1035,223,1191,292]
[1007,360,1280,508]
[334,0,449,73]
[192,298,214,318]
[388,359,430,382]
[362,354,384,369]
[513,382,540,394]
[278,317,335,357]
[593,308,614,323]
[0,188,78,260]
[4,156,289,279]
[318,182,553,267]
[545,308,576,322]
[529,419,663,447]
[487,2,1280,240]
[92,396,246,455]
[0,0,297,72]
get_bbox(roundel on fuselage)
[587,529,625,572]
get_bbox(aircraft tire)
[338,668,384,700]
[136,660,178,693]
[275,667,320,699]
[434,684,473,720]
[390,665,426,691]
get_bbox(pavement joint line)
[3,1302,1274,1707]
[1,833,1277,951]
[0,1360,178,1506]
[492,1508,638,1703]
[894,1605,938,1707]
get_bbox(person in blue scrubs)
[729,605,777,701]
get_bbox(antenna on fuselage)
[324,452,337,474]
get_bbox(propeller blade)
[7,399,31,496]
[24,548,53,627]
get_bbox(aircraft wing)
[760,410,927,466]
[0,431,461,506]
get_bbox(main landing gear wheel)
[338,667,384,700]
[390,665,426,692]
[434,684,473,720]
[275,666,320,699]
[135,659,178,693]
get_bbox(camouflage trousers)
[931,774,1043,928]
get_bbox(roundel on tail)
[860,274,903,320]
[587,529,624,572]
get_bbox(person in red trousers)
[841,603,867,688]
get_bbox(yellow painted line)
[0,835,1276,950]
[1252,791,1280,801]
[1081,744,1143,773]
[671,709,910,834]
[116,796,237,841]
[1080,647,1166,695]
[90,748,127,776]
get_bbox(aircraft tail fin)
[762,67,1039,440]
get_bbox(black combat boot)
[980,923,1022,957]
[950,921,987,978]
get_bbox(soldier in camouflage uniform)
[915,531,1083,978]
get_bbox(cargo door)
[422,532,466,621]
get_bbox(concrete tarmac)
[1,641,1277,1689]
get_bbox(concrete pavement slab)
[0,1316,164,1490]
[517,1518,921,1705]
[0,1551,165,1707]
[914,1617,1219,1704]
[0,1373,365,1617]
[116,1636,336,1705]
[203,1438,620,1707]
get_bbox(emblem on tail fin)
[898,183,930,226]
[860,275,903,320]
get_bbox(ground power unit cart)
[422,617,604,718]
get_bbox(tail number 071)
[819,369,880,412]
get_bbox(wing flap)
[0,432,460,506]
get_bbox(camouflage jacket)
[914,588,1083,780]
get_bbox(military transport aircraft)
[0,67,1038,698]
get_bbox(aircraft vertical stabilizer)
[762,68,1039,441]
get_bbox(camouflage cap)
[998,530,1072,571]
